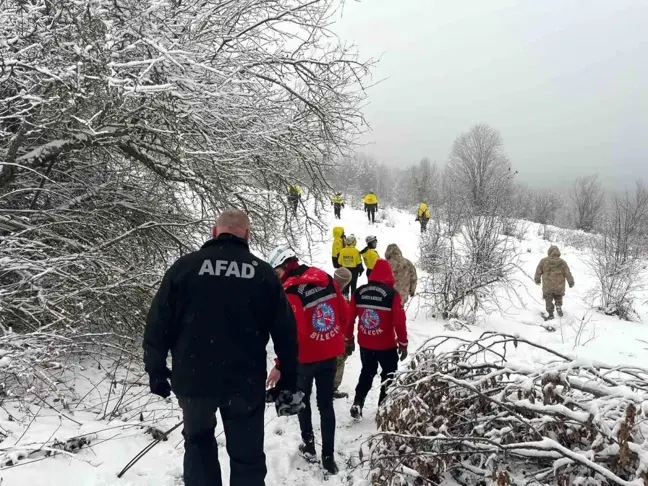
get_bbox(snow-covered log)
[368,332,648,485]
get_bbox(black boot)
[556,306,563,317]
[333,390,348,399]
[322,455,339,475]
[299,441,317,462]
[350,403,362,419]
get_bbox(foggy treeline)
[331,124,643,236]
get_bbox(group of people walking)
[330,191,378,222]
[143,209,419,485]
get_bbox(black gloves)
[345,340,355,357]
[398,346,408,362]
[149,368,172,398]
[273,390,305,417]
[265,386,280,403]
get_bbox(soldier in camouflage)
[534,245,575,319]
[384,244,418,306]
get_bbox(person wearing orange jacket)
[344,259,408,419]
[265,246,347,475]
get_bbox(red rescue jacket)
[282,265,346,364]
[346,259,407,350]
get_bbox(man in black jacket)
[143,209,299,486]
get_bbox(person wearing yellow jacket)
[288,185,302,214]
[415,202,431,233]
[363,191,378,224]
[331,192,344,219]
[337,234,364,299]
[331,226,345,268]
[360,235,380,278]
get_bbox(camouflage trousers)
[333,354,347,391]
[543,293,563,314]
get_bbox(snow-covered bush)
[419,205,520,321]
[538,224,558,242]
[368,332,648,486]
[502,218,530,241]
[587,181,648,320]
[0,0,370,333]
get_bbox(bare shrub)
[368,332,648,486]
[587,181,648,320]
[562,228,597,251]
[571,175,605,232]
[560,311,597,349]
[445,124,514,212]
[0,329,177,469]
[418,204,520,321]
[537,224,558,242]
[502,218,530,241]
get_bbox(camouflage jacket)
[534,246,574,296]
[385,244,417,302]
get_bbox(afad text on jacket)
[346,259,407,351]
[284,265,346,364]
[143,234,299,399]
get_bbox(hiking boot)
[299,441,317,462]
[322,456,339,475]
[333,390,348,399]
[556,306,563,317]
[546,312,554,320]
[350,404,362,419]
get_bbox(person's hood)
[333,226,344,238]
[284,265,330,288]
[385,243,402,260]
[548,245,561,257]
[368,259,395,286]
[419,203,427,210]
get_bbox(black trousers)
[354,347,399,407]
[297,359,336,457]
[366,205,376,223]
[343,267,361,300]
[332,256,340,269]
[420,218,429,233]
[289,197,298,213]
[178,395,266,486]
[334,204,342,218]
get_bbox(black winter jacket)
[143,234,298,399]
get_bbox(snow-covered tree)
[571,175,605,232]
[446,124,514,213]
[0,0,371,333]
[533,189,564,225]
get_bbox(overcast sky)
[332,0,648,189]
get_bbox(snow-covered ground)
[2,205,647,485]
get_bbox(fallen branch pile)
[369,332,648,485]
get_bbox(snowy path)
[2,206,647,485]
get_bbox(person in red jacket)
[265,246,347,475]
[345,259,408,419]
